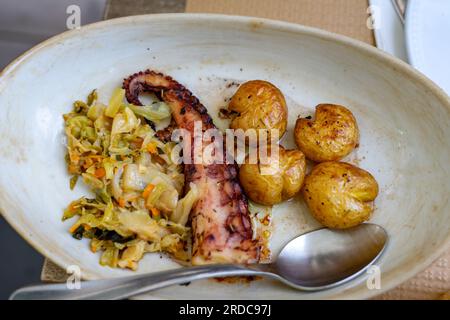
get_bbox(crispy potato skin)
[294,104,359,162]
[239,146,306,206]
[229,80,287,140]
[302,162,378,229]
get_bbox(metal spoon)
[10,223,387,300]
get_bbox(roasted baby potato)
[239,146,306,206]
[228,80,288,141]
[302,162,378,229]
[294,104,359,162]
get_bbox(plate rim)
[404,0,423,68]
[1,13,449,300]
[405,0,450,90]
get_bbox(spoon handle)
[10,264,268,300]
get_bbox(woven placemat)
[41,0,449,300]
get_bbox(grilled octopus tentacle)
[123,70,260,265]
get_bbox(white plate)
[369,0,408,61]
[0,14,449,300]
[405,0,450,93]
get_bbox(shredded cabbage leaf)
[62,88,194,270]
[127,102,171,122]
[171,183,199,226]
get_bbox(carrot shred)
[69,224,80,233]
[118,197,126,208]
[146,142,158,154]
[94,167,106,178]
[142,184,155,199]
[150,207,160,218]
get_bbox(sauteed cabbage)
[63,88,196,270]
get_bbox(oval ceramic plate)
[0,14,449,300]
[405,0,450,94]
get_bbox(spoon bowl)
[10,223,387,300]
[274,223,387,290]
